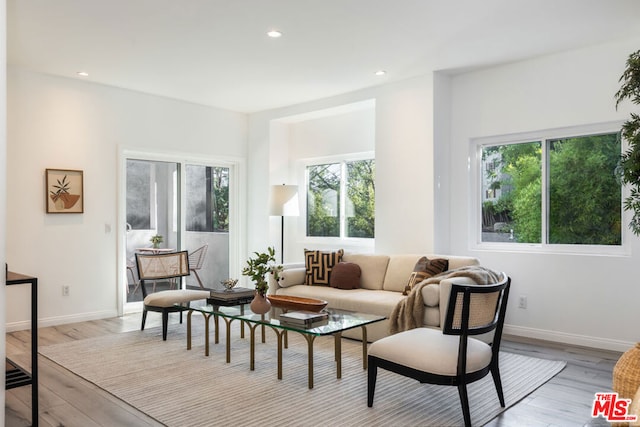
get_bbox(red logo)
[591,392,638,422]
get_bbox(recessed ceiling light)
[375,70,386,76]
[77,71,89,77]
[267,29,283,38]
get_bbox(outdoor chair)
[135,251,210,340]
[188,244,209,289]
[367,274,511,427]
[126,256,141,295]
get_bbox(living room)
[3,1,640,425]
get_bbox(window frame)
[298,151,375,246]
[469,121,628,256]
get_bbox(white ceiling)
[8,0,640,113]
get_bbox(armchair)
[135,251,210,340]
[367,274,511,427]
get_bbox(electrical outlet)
[518,295,527,309]
[62,285,70,296]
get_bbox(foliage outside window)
[480,131,621,246]
[186,165,229,232]
[307,159,375,238]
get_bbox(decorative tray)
[267,295,328,312]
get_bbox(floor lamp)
[269,184,299,264]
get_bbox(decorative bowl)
[220,278,238,291]
[267,295,328,312]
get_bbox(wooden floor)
[5,314,622,427]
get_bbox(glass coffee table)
[184,304,385,389]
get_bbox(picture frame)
[46,168,84,214]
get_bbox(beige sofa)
[268,253,481,342]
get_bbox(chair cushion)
[368,327,492,376]
[144,290,210,308]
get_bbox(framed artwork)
[46,169,84,213]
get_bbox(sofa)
[268,252,483,342]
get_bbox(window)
[477,127,622,248]
[306,158,375,238]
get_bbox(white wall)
[248,74,437,263]
[5,68,247,328]
[1,0,7,422]
[447,37,640,351]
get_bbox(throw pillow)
[329,262,362,289]
[402,256,449,295]
[304,249,344,286]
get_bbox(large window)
[306,158,375,239]
[478,127,622,248]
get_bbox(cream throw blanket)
[389,266,503,334]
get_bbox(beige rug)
[39,320,565,427]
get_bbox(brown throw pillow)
[329,262,362,289]
[402,256,449,295]
[304,249,344,286]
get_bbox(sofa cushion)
[277,285,404,318]
[440,255,481,270]
[382,254,480,292]
[421,283,440,307]
[403,257,449,295]
[329,262,361,289]
[304,249,344,286]
[342,253,389,290]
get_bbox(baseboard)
[504,323,634,353]
[6,309,118,332]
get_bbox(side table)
[186,287,255,360]
[5,271,38,427]
[208,287,255,339]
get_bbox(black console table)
[6,271,38,426]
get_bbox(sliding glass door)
[183,164,230,290]
[122,154,236,312]
[125,159,179,303]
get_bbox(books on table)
[279,310,329,328]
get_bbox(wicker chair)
[135,251,210,340]
[188,244,209,289]
[367,274,511,427]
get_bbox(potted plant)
[613,48,640,410]
[242,246,283,314]
[150,234,163,249]
[617,49,640,234]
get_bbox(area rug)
[39,321,566,427]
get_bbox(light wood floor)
[5,314,622,427]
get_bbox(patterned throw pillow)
[402,256,449,295]
[329,262,362,289]
[304,249,344,286]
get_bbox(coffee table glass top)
[187,303,384,335]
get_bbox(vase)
[613,342,640,425]
[250,291,271,314]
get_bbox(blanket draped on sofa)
[390,266,503,334]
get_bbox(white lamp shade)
[269,184,300,216]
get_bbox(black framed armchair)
[367,274,511,427]
[135,250,210,340]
